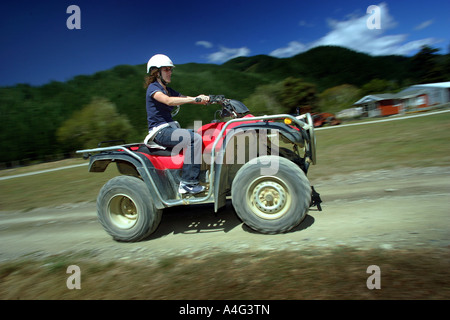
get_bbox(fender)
[212,121,306,167]
[233,122,306,146]
[210,122,306,212]
[88,151,167,209]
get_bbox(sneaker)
[179,182,205,195]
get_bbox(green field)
[1,248,449,299]
[1,111,449,211]
[309,111,450,180]
[1,111,449,300]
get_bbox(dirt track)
[1,166,449,263]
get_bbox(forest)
[1,45,449,166]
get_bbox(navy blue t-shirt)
[146,81,181,130]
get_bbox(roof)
[409,81,450,89]
[353,82,450,105]
[353,94,398,105]
[395,88,428,98]
[354,91,428,105]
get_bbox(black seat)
[133,144,174,157]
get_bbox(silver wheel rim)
[108,194,138,229]
[247,177,291,220]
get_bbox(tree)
[360,78,399,96]
[243,82,284,116]
[278,77,318,114]
[444,42,450,79]
[243,77,318,116]
[410,45,446,84]
[56,97,135,151]
[317,84,361,113]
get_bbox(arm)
[153,92,209,106]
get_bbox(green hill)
[224,46,416,90]
[0,45,448,165]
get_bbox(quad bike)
[77,95,322,242]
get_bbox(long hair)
[143,68,159,89]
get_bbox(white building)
[353,81,450,117]
[399,82,450,107]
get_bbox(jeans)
[153,127,202,184]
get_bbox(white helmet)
[147,54,174,73]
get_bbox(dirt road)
[1,166,449,263]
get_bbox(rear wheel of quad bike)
[97,175,162,242]
[231,156,311,234]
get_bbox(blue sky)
[0,0,449,86]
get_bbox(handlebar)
[195,95,227,104]
[208,95,226,104]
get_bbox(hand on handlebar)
[195,94,226,105]
[194,95,210,105]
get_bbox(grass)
[308,112,450,180]
[0,160,119,211]
[0,111,449,300]
[1,111,449,211]
[0,247,448,299]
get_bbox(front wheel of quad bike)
[231,156,312,234]
[97,175,162,242]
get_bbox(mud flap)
[310,186,322,211]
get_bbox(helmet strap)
[159,69,168,86]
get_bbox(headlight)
[284,118,292,125]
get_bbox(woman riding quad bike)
[77,57,321,242]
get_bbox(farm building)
[353,81,450,117]
[352,93,402,117]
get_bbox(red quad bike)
[77,95,322,242]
